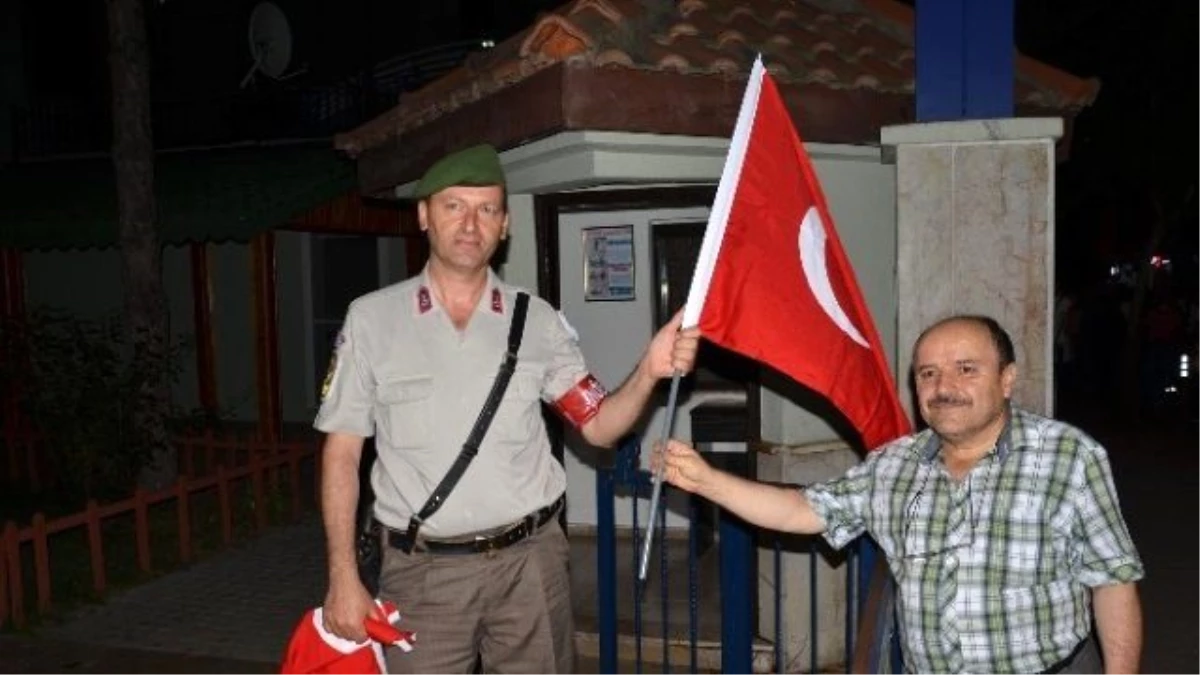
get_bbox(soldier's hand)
[651,439,713,495]
[322,576,380,643]
[645,309,702,378]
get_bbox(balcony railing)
[9,39,489,161]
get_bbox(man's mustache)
[929,395,970,407]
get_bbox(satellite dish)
[240,2,302,88]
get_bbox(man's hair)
[914,314,1016,368]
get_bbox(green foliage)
[0,307,194,504]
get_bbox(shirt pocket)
[376,376,433,448]
[489,365,544,445]
[991,491,1060,585]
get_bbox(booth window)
[651,221,757,392]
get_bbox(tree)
[106,0,174,489]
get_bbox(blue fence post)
[857,537,877,615]
[719,509,754,674]
[596,463,618,674]
[859,535,902,672]
[845,541,856,673]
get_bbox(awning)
[0,143,355,250]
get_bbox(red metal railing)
[0,433,322,629]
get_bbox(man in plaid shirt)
[657,315,1143,673]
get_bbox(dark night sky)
[17,0,1198,296]
[1015,0,1198,295]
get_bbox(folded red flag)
[281,599,415,674]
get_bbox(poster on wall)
[583,225,635,301]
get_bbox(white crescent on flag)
[798,206,869,348]
[674,53,912,451]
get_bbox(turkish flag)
[682,57,911,450]
[280,600,415,674]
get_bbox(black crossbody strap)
[399,292,530,552]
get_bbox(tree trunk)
[107,0,174,490]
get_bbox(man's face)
[418,185,508,273]
[913,320,1017,448]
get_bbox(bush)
[0,308,194,503]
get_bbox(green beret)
[412,144,506,199]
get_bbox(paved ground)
[0,634,273,674]
[1062,405,1198,675]
[31,515,326,668]
[2,405,1195,673]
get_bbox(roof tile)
[567,0,626,24]
[520,16,594,59]
[336,0,1100,155]
[594,48,635,67]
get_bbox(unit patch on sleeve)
[320,330,346,401]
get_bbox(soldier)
[315,143,700,673]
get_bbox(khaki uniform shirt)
[315,267,591,538]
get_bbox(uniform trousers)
[380,517,573,673]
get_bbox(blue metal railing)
[595,436,894,673]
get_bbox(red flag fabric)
[682,57,911,450]
[280,600,415,674]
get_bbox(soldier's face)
[419,185,508,273]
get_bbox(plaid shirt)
[804,407,1143,673]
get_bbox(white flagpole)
[637,370,683,582]
[637,55,766,584]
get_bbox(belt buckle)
[477,534,501,558]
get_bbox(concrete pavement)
[1,409,1195,673]
[30,515,326,670]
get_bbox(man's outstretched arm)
[656,439,827,534]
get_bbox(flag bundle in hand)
[681,57,910,449]
[281,600,415,674]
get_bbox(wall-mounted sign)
[583,225,635,301]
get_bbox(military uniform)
[315,142,616,673]
[316,265,606,672]
[316,266,602,537]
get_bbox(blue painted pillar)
[915,0,1014,120]
[719,509,754,673]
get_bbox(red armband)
[553,375,609,429]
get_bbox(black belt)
[386,495,564,555]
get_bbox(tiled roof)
[335,0,1099,157]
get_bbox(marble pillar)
[881,118,1063,416]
